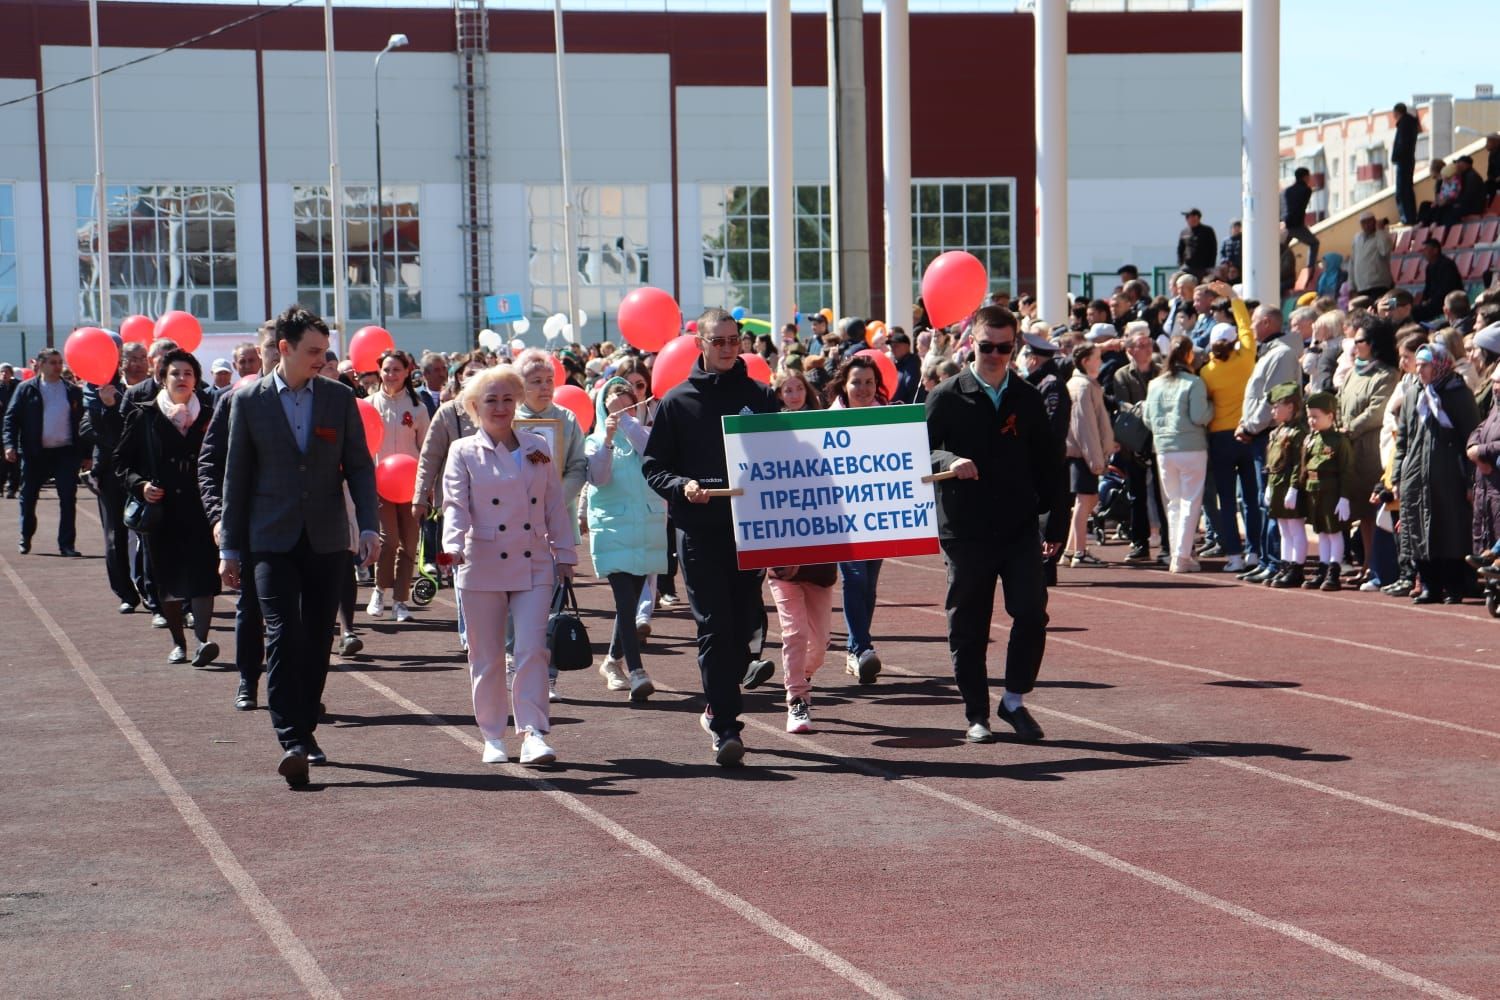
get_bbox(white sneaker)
[481,738,507,763]
[393,601,411,623]
[519,728,556,766]
[599,656,630,691]
[548,680,561,703]
[1223,554,1247,573]
[786,698,812,734]
[844,651,860,677]
[1359,579,1382,592]
[366,589,385,618]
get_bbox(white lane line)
[734,714,1476,1000]
[888,556,1500,672]
[0,557,342,1000]
[870,601,1500,839]
[886,556,1500,734]
[341,669,906,1000]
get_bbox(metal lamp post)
[374,32,408,330]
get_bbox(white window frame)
[911,177,1017,298]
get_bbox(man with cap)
[1088,322,1128,387]
[210,358,234,394]
[1176,210,1218,278]
[1414,238,1464,323]
[1196,281,1257,570]
[888,329,920,403]
[807,310,830,355]
[1021,329,1072,587]
[1283,168,1319,277]
[1351,211,1394,299]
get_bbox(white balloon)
[543,312,567,337]
[556,323,574,344]
[479,328,496,340]
[477,329,502,350]
[576,309,589,330]
[512,316,532,335]
[509,338,525,356]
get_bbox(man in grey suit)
[219,306,380,788]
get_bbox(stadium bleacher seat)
[1396,255,1423,284]
[1488,192,1500,217]
[1394,229,1414,255]
[1455,249,1475,279]
[1480,219,1500,245]
[1470,249,1493,280]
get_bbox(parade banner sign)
[721,405,939,570]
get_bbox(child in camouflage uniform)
[1261,382,1308,588]
[1296,390,1357,591]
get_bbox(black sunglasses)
[976,340,1015,355]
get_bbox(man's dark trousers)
[18,445,79,548]
[254,532,343,750]
[1126,453,1169,556]
[1396,162,1416,224]
[237,557,265,687]
[943,532,1049,726]
[94,462,139,605]
[677,528,761,738]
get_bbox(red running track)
[2,501,1498,998]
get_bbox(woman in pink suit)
[442,366,577,766]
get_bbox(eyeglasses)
[700,336,738,349]
[976,340,1015,355]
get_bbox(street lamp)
[373,32,408,329]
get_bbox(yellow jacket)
[1198,298,1256,433]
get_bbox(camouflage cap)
[1267,381,1300,405]
[1305,390,1337,413]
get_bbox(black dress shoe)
[996,703,1045,742]
[58,546,80,557]
[1442,595,1464,605]
[304,738,327,766]
[278,749,310,788]
[742,659,775,690]
[1411,590,1440,605]
[234,678,257,711]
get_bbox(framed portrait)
[515,417,564,480]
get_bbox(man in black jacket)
[3,349,87,555]
[80,340,151,611]
[1391,103,1420,224]
[643,308,779,767]
[1414,238,1465,322]
[1176,208,1218,278]
[926,306,1061,745]
[1283,167,1319,276]
[1020,332,1072,586]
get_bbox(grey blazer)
[221,374,378,556]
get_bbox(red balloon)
[550,354,567,387]
[356,397,384,456]
[63,326,120,386]
[349,325,394,374]
[742,352,772,384]
[154,310,203,352]
[920,251,989,329]
[651,335,701,398]
[233,373,259,392]
[554,384,594,434]
[617,287,681,353]
[19,368,34,380]
[120,314,154,345]
[855,349,899,399]
[376,454,418,504]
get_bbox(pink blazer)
[441,426,578,593]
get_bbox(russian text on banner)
[721,405,939,571]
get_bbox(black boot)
[1302,563,1327,590]
[1272,563,1305,589]
[1321,564,1341,592]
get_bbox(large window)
[700,184,832,317]
[294,185,421,322]
[528,184,649,326]
[76,184,237,322]
[0,185,16,323]
[911,179,1015,297]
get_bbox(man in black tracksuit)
[926,306,1061,744]
[644,308,779,767]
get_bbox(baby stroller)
[1090,456,1134,546]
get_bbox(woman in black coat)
[114,349,221,664]
[1395,343,1482,603]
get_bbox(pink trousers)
[458,585,552,740]
[768,578,832,702]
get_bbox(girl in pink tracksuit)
[768,370,835,733]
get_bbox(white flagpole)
[324,0,348,349]
[88,0,111,329]
[553,0,580,340]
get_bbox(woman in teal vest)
[586,376,668,700]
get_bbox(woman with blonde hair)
[442,365,577,765]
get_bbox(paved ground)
[3,497,1499,998]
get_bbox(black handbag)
[1112,404,1152,455]
[122,416,164,534]
[546,580,593,671]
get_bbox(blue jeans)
[1207,431,1263,559]
[839,559,882,654]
